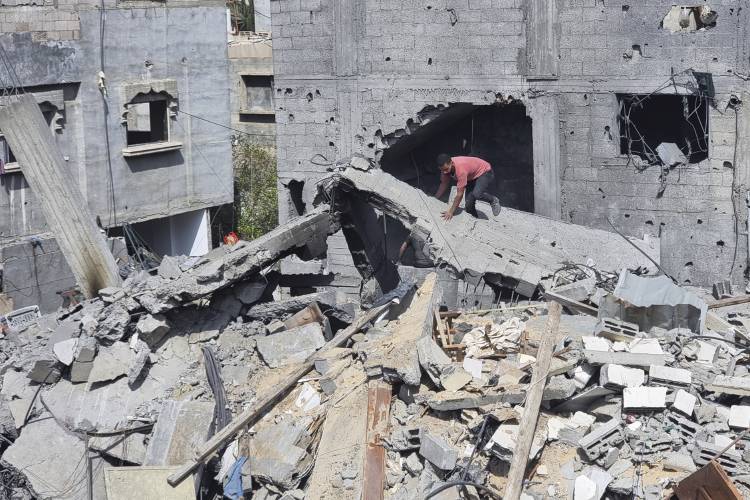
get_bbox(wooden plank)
[708,295,750,309]
[362,381,391,500]
[504,301,561,500]
[543,290,598,316]
[167,303,390,487]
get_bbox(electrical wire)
[425,481,502,499]
[175,108,260,137]
[99,0,117,229]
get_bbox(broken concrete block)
[706,375,750,396]
[543,375,578,400]
[52,337,78,366]
[416,335,451,386]
[656,142,688,167]
[579,419,624,462]
[419,432,457,470]
[389,427,422,451]
[712,280,733,300]
[75,335,97,362]
[3,417,88,499]
[136,314,171,347]
[245,421,308,490]
[90,431,148,464]
[94,303,130,342]
[313,347,352,374]
[144,400,215,466]
[628,338,663,355]
[439,365,472,392]
[104,466,196,499]
[486,423,545,463]
[595,317,639,342]
[0,397,18,439]
[663,451,697,473]
[128,340,151,386]
[553,277,596,302]
[728,405,750,429]
[27,356,62,384]
[88,341,132,384]
[157,255,184,280]
[404,452,423,476]
[256,323,325,368]
[648,364,691,387]
[233,278,267,305]
[623,386,667,410]
[583,350,665,367]
[582,336,611,352]
[600,364,645,390]
[71,360,94,383]
[100,286,126,303]
[692,440,742,473]
[571,364,595,391]
[672,389,697,416]
[266,319,286,334]
[694,340,718,364]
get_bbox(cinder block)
[623,387,667,410]
[728,405,750,429]
[672,389,697,416]
[648,365,691,387]
[419,432,457,470]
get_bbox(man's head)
[436,153,453,174]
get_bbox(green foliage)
[229,0,256,33]
[233,138,278,240]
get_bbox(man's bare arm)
[443,187,464,221]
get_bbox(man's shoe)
[491,198,502,216]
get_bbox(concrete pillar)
[528,95,562,219]
[525,0,560,79]
[0,94,122,297]
[732,92,750,282]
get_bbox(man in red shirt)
[434,154,501,221]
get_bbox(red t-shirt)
[441,156,491,189]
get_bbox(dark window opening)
[618,94,708,164]
[379,103,534,212]
[126,99,168,146]
[239,113,276,124]
[242,75,274,115]
[288,180,306,216]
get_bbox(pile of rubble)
[0,166,749,499]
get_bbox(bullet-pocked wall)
[272,0,750,291]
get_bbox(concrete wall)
[0,0,233,311]
[272,0,750,289]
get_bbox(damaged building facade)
[271,0,750,297]
[0,0,232,312]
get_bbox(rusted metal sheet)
[674,460,743,500]
[362,381,391,500]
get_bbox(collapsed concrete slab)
[2,416,90,499]
[137,209,336,314]
[320,167,659,295]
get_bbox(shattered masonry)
[3,170,750,499]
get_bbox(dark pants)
[465,169,498,217]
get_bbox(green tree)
[229,0,255,33]
[233,138,278,240]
